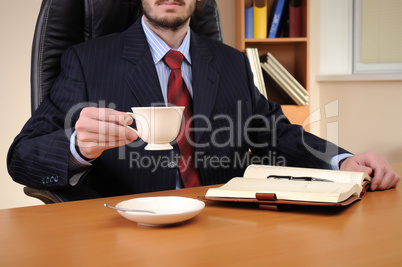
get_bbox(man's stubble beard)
[142,0,196,31]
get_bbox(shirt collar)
[141,16,191,65]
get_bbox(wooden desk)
[1,185,402,266]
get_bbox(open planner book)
[204,165,371,209]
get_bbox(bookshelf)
[235,0,310,127]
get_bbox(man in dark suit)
[8,0,400,197]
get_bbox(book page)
[206,178,361,203]
[243,165,370,189]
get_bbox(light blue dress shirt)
[141,16,192,188]
[142,16,193,102]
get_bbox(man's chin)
[147,15,189,31]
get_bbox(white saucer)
[115,196,205,226]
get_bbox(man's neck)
[143,17,190,49]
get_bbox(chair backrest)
[30,0,223,114]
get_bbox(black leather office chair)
[24,0,224,204]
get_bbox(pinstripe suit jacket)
[8,20,349,197]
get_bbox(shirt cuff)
[70,131,93,167]
[330,153,354,170]
[69,131,93,186]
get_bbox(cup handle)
[125,125,140,137]
[125,112,140,137]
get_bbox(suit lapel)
[122,20,164,107]
[191,33,220,143]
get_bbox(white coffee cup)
[127,106,184,150]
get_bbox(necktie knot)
[164,50,184,70]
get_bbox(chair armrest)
[24,185,101,204]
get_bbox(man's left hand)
[340,151,400,191]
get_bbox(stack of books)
[261,52,308,106]
[245,0,302,39]
[246,48,308,106]
[245,48,268,99]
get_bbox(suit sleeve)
[7,47,90,189]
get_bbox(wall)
[310,1,402,163]
[215,0,236,48]
[0,0,44,209]
[318,80,402,162]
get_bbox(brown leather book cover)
[200,182,371,211]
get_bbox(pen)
[267,175,333,182]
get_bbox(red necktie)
[164,50,201,187]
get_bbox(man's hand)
[340,151,401,191]
[75,107,137,159]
